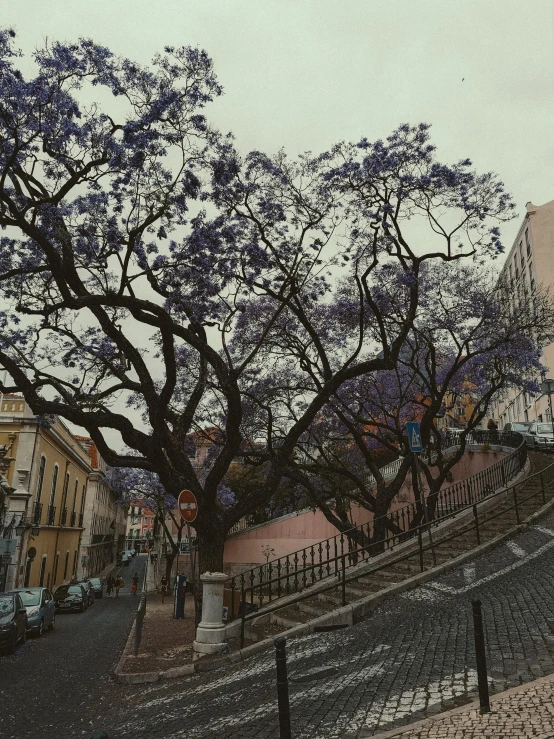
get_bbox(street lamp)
[540,378,554,443]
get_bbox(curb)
[117,460,553,685]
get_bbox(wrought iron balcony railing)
[46,505,56,526]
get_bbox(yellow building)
[0,395,91,592]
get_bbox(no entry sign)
[178,489,198,523]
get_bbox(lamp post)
[540,379,554,443]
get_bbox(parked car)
[9,587,55,637]
[503,422,532,435]
[71,579,95,607]
[525,422,554,450]
[53,583,88,613]
[87,577,104,599]
[119,551,132,566]
[0,592,27,654]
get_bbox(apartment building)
[0,395,91,592]
[75,437,127,579]
[491,199,554,428]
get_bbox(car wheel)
[37,619,44,638]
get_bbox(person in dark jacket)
[106,574,115,597]
[160,574,169,603]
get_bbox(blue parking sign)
[407,422,423,453]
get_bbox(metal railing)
[237,435,550,648]
[47,505,56,526]
[32,502,42,525]
[229,432,525,622]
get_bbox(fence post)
[240,580,246,650]
[133,591,147,656]
[472,503,481,545]
[341,554,346,606]
[513,485,520,524]
[541,472,546,504]
[472,600,491,714]
[501,463,507,489]
[274,637,292,739]
[417,525,424,572]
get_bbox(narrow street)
[0,555,146,739]
[103,516,554,739]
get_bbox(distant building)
[0,395,91,592]
[74,437,127,579]
[125,500,156,552]
[491,200,554,427]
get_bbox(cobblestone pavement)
[0,555,146,739]
[374,674,554,738]
[104,511,554,739]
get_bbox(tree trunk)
[194,525,226,627]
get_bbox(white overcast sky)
[5,0,554,252]
[3,0,554,447]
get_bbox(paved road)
[104,514,554,739]
[0,555,146,739]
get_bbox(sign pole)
[187,521,196,595]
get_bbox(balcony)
[70,511,76,527]
[47,505,56,526]
[32,502,43,525]
[60,507,67,526]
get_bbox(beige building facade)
[75,438,127,580]
[0,395,91,592]
[491,199,554,428]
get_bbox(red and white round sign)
[177,489,198,523]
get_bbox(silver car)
[9,587,56,637]
[526,422,554,450]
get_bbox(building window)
[63,551,70,580]
[525,228,531,256]
[72,479,78,512]
[48,464,59,509]
[53,552,60,586]
[72,550,78,579]
[36,456,46,504]
[529,262,535,291]
[39,555,47,587]
[519,240,524,267]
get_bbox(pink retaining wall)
[223,451,501,567]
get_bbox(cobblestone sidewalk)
[121,590,195,674]
[371,673,554,738]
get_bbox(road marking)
[534,525,554,537]
[427,581,456,593]
[464,563,476,584]
[506,541,527,558]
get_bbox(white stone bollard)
[193,572,228,658]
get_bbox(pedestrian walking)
[150,551,154,564]
[487,418,498,442]
[115,575,124,597]
[131,573,139,595]
[106,574,115,597]
[160,574,168,603]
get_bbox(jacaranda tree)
[0,31,519,603]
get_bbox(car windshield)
[89,579,101,586]
[0,596,14,615]
[536,424,554,435]
[512,423,531,431]
[68,586,82,594]
[13,590,40,606]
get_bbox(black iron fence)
[32,502,42,525]
[47,505,56,526]
[237,434,551,648]
[228,432,526,622]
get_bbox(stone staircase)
[244,451,554,642]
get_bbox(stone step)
[298,601,328,617]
